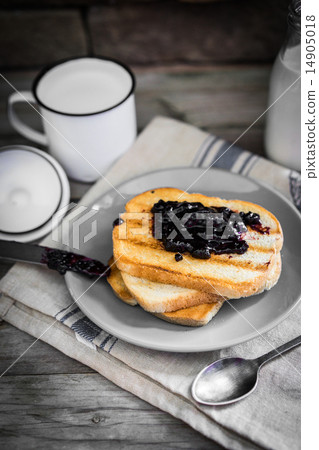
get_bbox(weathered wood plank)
[0,10,87,69]
[89,1,288,65]
[134,65,270,155]
[0,324,222,449]
[0,321,95,375]
[209,127,265,156]
[1,0,230,6]
[0,374,219,448]
[0,65,270,156]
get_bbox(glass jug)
[264,0,301,171]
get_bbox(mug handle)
[8,91,48,146]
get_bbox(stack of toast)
[108,188,283,327]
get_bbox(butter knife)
[0,240,110,278]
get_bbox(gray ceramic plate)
[65,168,300,352]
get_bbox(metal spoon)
[192,335,301,406]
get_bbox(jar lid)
[0,145,70,242]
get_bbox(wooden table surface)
[0,63,272,449]
[0,320,222,449]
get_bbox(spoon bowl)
[192,357,260,405]
[191,336,301,406]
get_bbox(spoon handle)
[256,335,301,367]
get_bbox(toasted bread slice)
[108,257,137,306]
[122,252,281,312]
[121,271,221,312]
[154,302,224,327]
[256,251,282,293]
[113,188,283,299]
[107,260,224,326]
[108,256,220,312]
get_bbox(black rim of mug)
[32,55,136,117]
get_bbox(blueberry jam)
[175,253,183,262]
[113,217,124,228]
[151,200,269,259]
[41,248,110,277]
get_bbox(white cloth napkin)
[0,117,300,450]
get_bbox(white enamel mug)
[8,57,136,182]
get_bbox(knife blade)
[0,240,110,278]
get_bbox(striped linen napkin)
[0,117,300,450]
